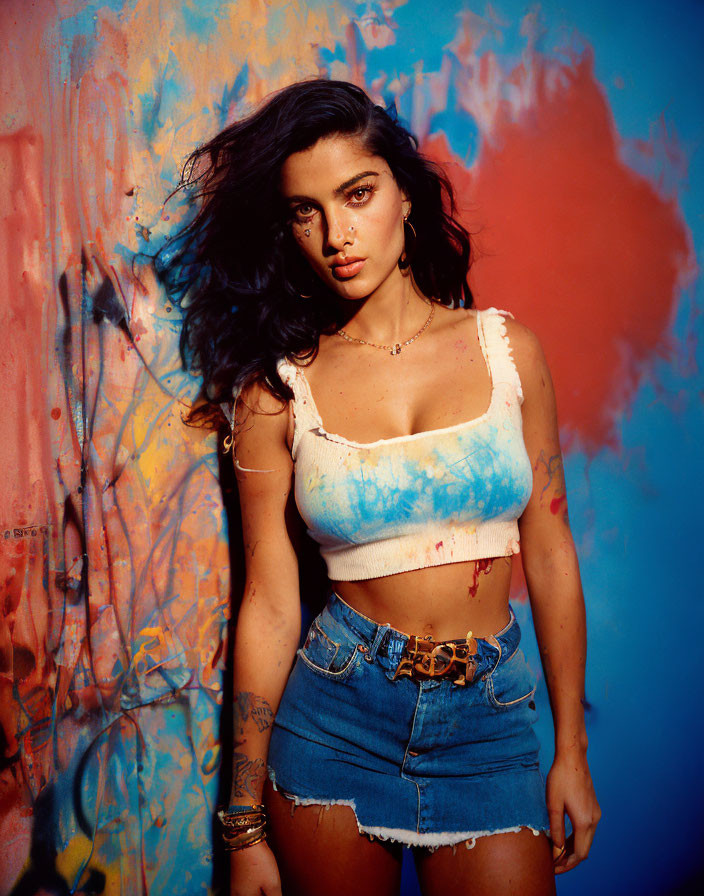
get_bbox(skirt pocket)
[298,607,363,681]
[485,648,537,710]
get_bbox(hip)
[274,590,540,766]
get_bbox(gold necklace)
[336,300,435,356]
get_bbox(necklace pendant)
[391,343,401,356]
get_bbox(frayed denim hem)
[267,769,549,850]
[357,823,546,851]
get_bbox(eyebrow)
[286,170,380,203]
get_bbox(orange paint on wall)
[424,47,696,450]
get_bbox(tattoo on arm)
[234,691,274,736]
[535,449,565,496]
[231,752,267,801]
[534,449,569,521]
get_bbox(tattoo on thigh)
[234,691,274,735]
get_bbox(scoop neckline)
[291,309,498,449]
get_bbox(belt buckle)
[392,635,478,686]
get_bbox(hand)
[546,749,601,874]
[229,839,282,896]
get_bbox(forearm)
[523,536,588,757]
[229,581,301,806]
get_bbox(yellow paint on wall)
[54,832,123,896]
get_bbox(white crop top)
[272,307,533,581]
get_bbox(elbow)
[237,578,302,643]
[521,535,581,588]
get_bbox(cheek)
[293,230,309,253]
[379,196,405,236]
[370,205,405,252]
[292,227,317,259]
[294,235,329,278]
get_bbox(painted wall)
[1,1,702,894]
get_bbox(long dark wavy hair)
[155,79,474,425]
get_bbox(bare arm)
[510,319,601,873]
[229,381,301,809]
[224,381,301,894]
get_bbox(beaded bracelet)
[219,804,266,818]
[218,805,268,851]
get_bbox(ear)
[401,194,411,219]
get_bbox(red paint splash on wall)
[424,46,696,451]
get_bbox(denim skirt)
[267,592,550,848]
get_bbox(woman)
[161,79,600,896]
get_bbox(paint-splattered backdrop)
[2,1,702,894]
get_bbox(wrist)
[554,731,589,758]
[218,804,269,852]
[222,803,265,814]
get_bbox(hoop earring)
[398,217,417,270]
[289,264,316,300]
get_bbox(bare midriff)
[331,555,514,642]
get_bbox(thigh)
[414,828,556,896]
[265,779,402,896]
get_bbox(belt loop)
[367,623,391,662]
[485,634,503,676]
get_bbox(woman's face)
[280,133,410,302]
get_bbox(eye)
[292,203,317,223]
[346,183,374,206]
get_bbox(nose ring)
[348,226,355,232]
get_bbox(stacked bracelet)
[217,805,268,852]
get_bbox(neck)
[337,271,432,344]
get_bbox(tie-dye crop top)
[275,307,533,582]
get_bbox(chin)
[329,279,376,300]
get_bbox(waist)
[332,554,514,639]
[326,591,521,682]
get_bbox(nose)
[322,208,353,254]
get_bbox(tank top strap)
[478,308,524,405]
[225,363,311,472]
[226,377,283,474]
[276,358,322,458]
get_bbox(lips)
[331,257,366,279]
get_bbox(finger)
[548,807,565,862]
[555,854,582,875]
[552,840,567,863]
[572,818,595,864]
[554,832,577,874]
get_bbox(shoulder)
[488,311,555,413]
[233,375,292,457]
[497,313,545,368]
[478,307,545,364]
[232,376,293,478]
[236,376,289,420]
[480,308,553,404]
